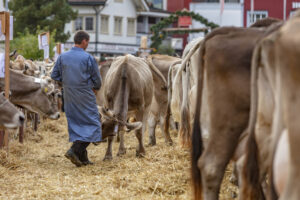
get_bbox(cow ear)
[124,121,142,132]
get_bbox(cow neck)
[0,98,8,108]
[7,70,41,94]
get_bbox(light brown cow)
[0,92,24,129]
[146,54,181,146]
[99,55,154,160]
[164,38,204,148]
[0,69,60,120]
[190,26,275,200]
[242,12,300,200]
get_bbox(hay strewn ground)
[0,114,237,199]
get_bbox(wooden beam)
[162,27,208,32]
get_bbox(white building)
[189,0,243,40]
[65,0,169,57]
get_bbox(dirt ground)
[0,114,237,199]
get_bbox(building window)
[101,15,109,34]
[247,11,268,27]
[127,18,136,36]
[74,17,83,31]
[114,17,123,35]
[147,0,163,9]
[290,11,296,18]
[114,0,123,2]
[85,17,94,31]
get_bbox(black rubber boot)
[64,148,83,167]
[80,150,94,165]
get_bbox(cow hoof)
[229,175,238,186]
[117,149,126,156]
[136,150,146,158]
[103,155,113,161]
[231,191,237,199]
[166,140,173,146]
[148,141,156,146]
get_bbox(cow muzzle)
[49,112,60,120]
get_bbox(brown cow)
[0,69,60,120]
[0,92,24,129]
[242,12,300,200]
[99,55,154,160]
[190,26,278,199]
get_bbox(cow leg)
[103,136,114,161]
[135,112,146,157]
[147,114,157,146]
[159,115,173,145]
[117,131,126,156]
[198,126,244,200]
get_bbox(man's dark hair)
[74,31,90,44]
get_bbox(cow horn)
[46,62,54,67]
[124,121,143,132]
[9,50,17,57]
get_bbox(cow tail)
[164,60,181,135]
[179,62,191,148]
[191,41,205,200]
[119,56,129,121]
[242,45,265,200]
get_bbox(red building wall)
[167,0,192,51]
[167,0,191,12]
[244,0,300,26]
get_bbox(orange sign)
[178,16,192,27]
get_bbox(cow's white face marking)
[3,112,24,129]
[34,78,41,83]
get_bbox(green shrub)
[10,28,56,60]
[156,44,175,56]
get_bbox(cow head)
[99,106,142,139]
[38,81,61,120]
[0,92,24,129]
[14,79,60,120]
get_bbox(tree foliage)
[10,28,56,60]
[156,44,175,56]
[9,0,77,42]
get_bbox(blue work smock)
[51,46,102,142]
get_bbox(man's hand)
[93,89,97,95]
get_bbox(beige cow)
[0,69,60,120]
[99,55,154,160]
[146,54,181,146]
[0,92,24,129]
[242,12,300,200]
[190,25,278,199]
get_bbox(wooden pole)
[4,12,10,148]
[19,125,24,143]
[56,43,61,54]
[18,108,24,143]
[0,12,10,149]
[0,130,4,147]
[34,114,38,132]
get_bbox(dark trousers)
[71,141,90,161]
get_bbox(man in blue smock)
[51,31,102,167]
